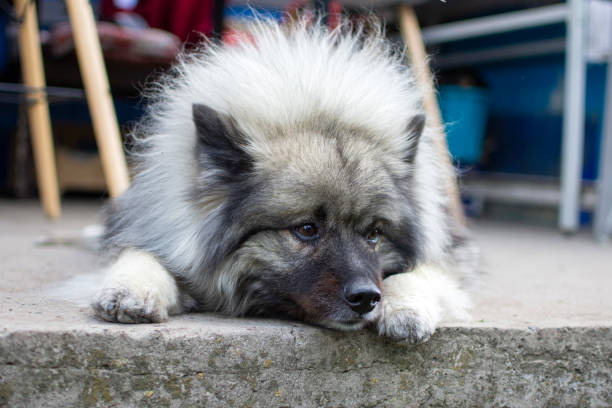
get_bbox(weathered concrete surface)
[1,200,611,407]
[3,325,611,407]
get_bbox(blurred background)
[1,4,610,405]
[0,0,611,240]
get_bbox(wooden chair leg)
[15,0,61,219]
[64,0,130,197]
[398,4,466,226]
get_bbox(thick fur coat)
[93,18,478,343]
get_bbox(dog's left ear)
[404,114,425,163]
[193,103,252,176]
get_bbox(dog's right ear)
[403,114,425,164]
[192,103,252,175]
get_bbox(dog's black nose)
[344,282,381,315]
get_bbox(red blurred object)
[49,21,180,63]
[328,1,342,30]
[101,0,217,43]
[222,29,254,47]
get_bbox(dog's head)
[192,103,425,329]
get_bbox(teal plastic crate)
[439,85,489,164]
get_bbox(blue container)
[438,85,489,164]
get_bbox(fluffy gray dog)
[93,18,478,344]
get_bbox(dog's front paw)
[93,286,169,323]
[376,307,436,344]
[375,271,442,344]
[92,250,181,324]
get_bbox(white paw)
[377,304,436,344]
[375,265,473,343]
[93,286,169,323]
[375,270,442,344]
[91,249,180,324]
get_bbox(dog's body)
[93,19,478,343]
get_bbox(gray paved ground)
[1,199,611,407]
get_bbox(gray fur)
[96,17,479,339]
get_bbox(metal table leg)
[559,0,587,232]
[594,54,612,241]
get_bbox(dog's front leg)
[93,249,182,323]
[376,264,471,343]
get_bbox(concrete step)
[1,200,611,407]
[3,321,611,407]
[3,320,612,407]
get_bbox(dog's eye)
[366,228,380,245]
[294,224,319,241]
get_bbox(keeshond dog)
[92,18,478,343]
